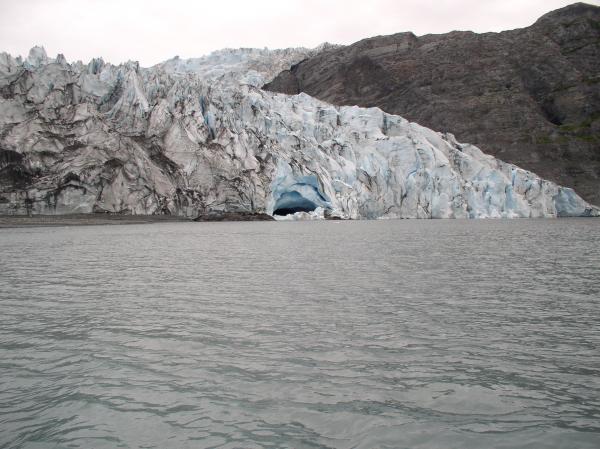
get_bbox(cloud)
[0,0,597,66]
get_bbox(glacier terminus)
[0,46,597,219]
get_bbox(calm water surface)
[1,219,599,449]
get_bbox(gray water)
[1,219,600,449]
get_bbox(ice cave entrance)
[272,191,318,216]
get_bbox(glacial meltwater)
[1,219,599,449]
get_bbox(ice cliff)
[0,46,597,218]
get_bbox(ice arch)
[270,169,331,216]
[273,191,319,215]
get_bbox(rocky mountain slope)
[265,2,600,206]
[0,46,597,219]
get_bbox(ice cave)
[272,191,319,216]
[270,173,331,217]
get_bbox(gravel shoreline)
[0,214,191,229]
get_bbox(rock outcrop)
[0,44,597,219]
[265,3,600,206]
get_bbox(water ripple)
[1,219,600,448]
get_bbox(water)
[1,219,600,449]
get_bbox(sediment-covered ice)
[0,46,597,218]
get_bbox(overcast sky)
[1,0,598,66]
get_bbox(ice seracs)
[155,47,320,87]
[0,46,597,219]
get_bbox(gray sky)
[1,0,598,66]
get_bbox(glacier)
[0,46,597,219]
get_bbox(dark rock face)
[0,149,32,188]
[265,3,600,205]
[193,212,275,222]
